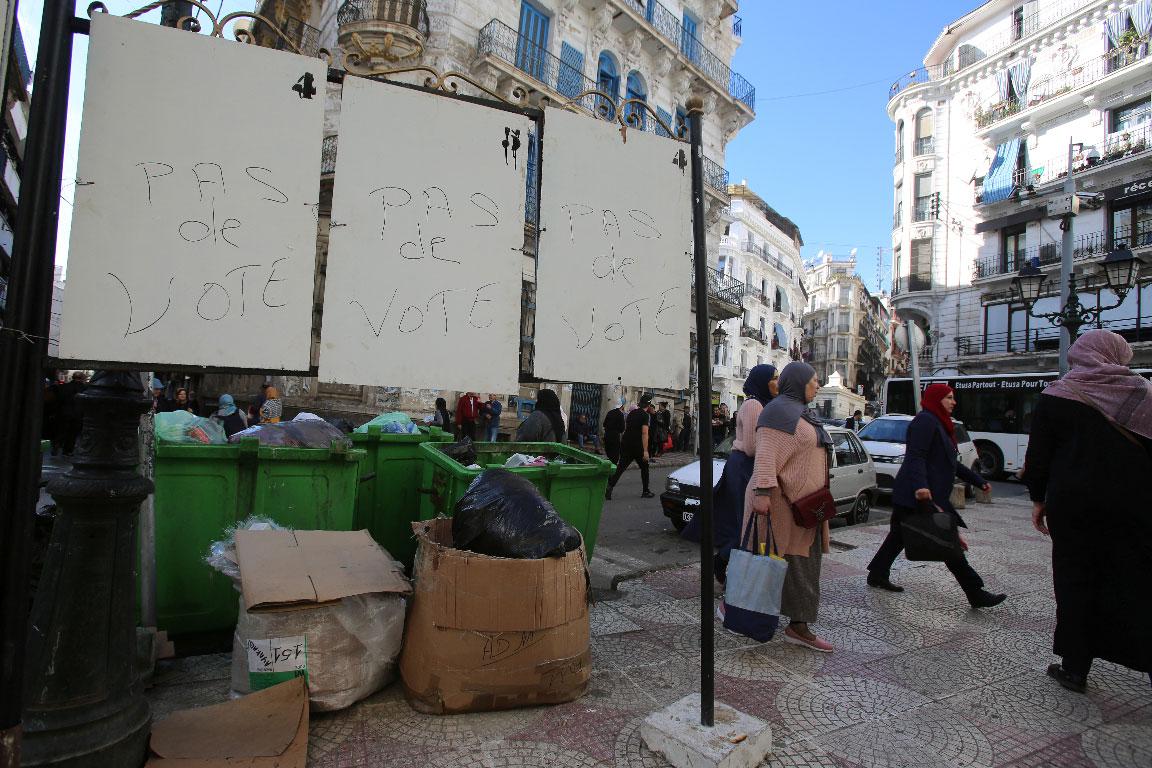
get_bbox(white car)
[659,427,878,531]
[857,414,982,495]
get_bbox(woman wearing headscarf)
[745,362,833,651]
[259,386,283,424]
[866,383,1003,608]
[212,394,248,438]
[516,388,566,443]
[431,397,453,432]
[1024,330,1152,693]
[685,365,778,582]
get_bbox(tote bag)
[901,500,963,561]
[723,511,788,642]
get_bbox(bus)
[881,370,1152,477]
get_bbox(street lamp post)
[1011,245,1143,369]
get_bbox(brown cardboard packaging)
[400,518,591,714]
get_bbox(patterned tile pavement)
[146,497,1151,767]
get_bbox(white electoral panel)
[533,108,692,387]
[58,14,325,370]
[319,77,528,392]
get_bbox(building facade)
[0,16,30,330]
[802,253,893,403]
[712,182,805,410]
[889,0,1152,376]
[217,0,754,437]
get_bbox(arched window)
[914,108,933,155]
[895,120,905,163]
[596,52,620,119]
[624,71,647,129]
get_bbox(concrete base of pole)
[641,694,772,768]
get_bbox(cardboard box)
[400,518,591,715]
[232,530,411,711]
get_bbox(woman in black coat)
[866,383,1004,608]
[1024,330,1152,693]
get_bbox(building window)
[1111,198,1152,249]
[515,1,551,81]
[895,120,904,164]
[839,285,851,306]
[913,173,932,221]
[914,108,933,156]
[836,337,848,358]
[1011,5,1025,41]
[893,181,903,228]
[893,244,902,283]
[681,12,700,63]
[624,70,647,130]
[909,238,932,292]
[1110,97,1151,135]
[596,51,619,118]
[1002,223,1027,272]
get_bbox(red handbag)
[787,447,835,529]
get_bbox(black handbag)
[900,500,963,561]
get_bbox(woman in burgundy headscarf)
[1025,330,1152,694]
[866,382,1003,608]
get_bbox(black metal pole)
[687,95,715,728]
[0,3,77,764]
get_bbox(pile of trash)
[452,469,582,559]
[155,411,226,444]
[354,412,419,435]
[229,413,352,448]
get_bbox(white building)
[889,0,1152,374]
[218,0,756,433]
[712,182,805,410]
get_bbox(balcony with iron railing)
[888,0,1094,103]
[975,38,1151,130]
[250,11,322,56]
[913,137,934,156]
[740,325,767,343]
[613,0,755,112]
[892,207,902,230]
[912,201,932,223]
[892,274,933,295]
[1028,121,1152,188]
[959,310,1152,357]
[337,0,430,63]
[738,240,794,278]
[971,230,1107,281]
[894,146,904,166]
[692,266,748,320]
[476,19,731,200]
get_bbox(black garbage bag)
[440,438,477,467]
[452,469,582,559]
[228,416,352,448]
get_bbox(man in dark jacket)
[605,395,655,500]
[602,402,626,464]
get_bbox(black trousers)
[608,446,649,492]
[867,504,984,594]
[605,436,621,465]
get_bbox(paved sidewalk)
[147,497,1152,767]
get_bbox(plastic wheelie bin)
[351,425,453,567]
[149,438,364,636]
[416,441,613,557]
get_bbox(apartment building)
[712,182,805,409]
[889,0,1152,374]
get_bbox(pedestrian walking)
[710,406,726,447]
[516,388,566,443]
[259,386,283,424]
[431,397,453,432]
[605,394,655,500]
[653,402,672,457]
[865,383,1005,609]
[455,392,482,441]
[683,365,777,584]
[602,401,626,464]
[212,394,248,439]
[481,394,503,442]
[747,362,833,652]
[677,409,694,451]
[1023,330,1152,693]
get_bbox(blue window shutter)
[656,106,673,138]
[675,105,688,138]
[681,14,698,62]
[516,2,550,81]
[558,42,585,98]
[525,132,538,224]
[625,72,646,130]
[597,52,619,119]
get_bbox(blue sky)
[727,1,980,293]
[18,1,983,287]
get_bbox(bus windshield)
[858,418,910,443]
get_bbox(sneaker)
[783,626,834,653]
[640,490,655,498]
[1047,663,1087,694]
[968,590,1007,609]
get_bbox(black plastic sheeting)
[451,469,581,559]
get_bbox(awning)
[974,205,1045,233]
[773,323,788,349]
[981,138,1021,204]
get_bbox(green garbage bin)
[150,438,365,636]
[416,441,613,557]
[351,425,453,567]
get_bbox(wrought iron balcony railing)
[740,325,766,343]
[321,135,337,175]
[337,0,430,37]
[976,38,1151,130]
[892,274,932,295]
[250,12,322,56]
[971,230,1107,280]
[912,201,932,222]
[894,146,904,166]
[732,16,742,37]
[892,207,902,230]
[738,240,795,278]
[1030,122,1152,187]
[692,265,747,309]
[621,0,754,111]
[701,155,729,197]
[913,137,934,156]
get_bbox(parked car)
[857,414,981,495]
[659,427,878,532]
